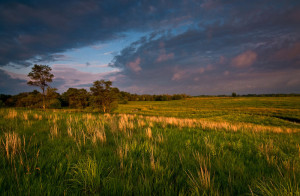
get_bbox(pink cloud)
[53,63,110,69]
[51,65,119,92]
[91,44,106,50]
[172,70,185,81]
[223,71,230,76]
[231,50,257,68]
[201,0,220,9]
[2,69,28,81]
[274,42,300,61]
[157,53,174,62]
[127,57,142,73]
[172,64,213,81]
[1,65,119,93]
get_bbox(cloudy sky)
[0,0,299,95]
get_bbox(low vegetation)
[0,96,299,195]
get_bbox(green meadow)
[116,97,300,128]
[0,97,299,195]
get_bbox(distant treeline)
[195,93,300,97]
[1,90,298,110]
[0,89,189,109]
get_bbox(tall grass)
[68,156,105,194]
[0,105,299,195]
[2,132,22,161]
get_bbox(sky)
[0,0,299,95]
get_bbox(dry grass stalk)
[91,128,106,145]
[258,140,277,165]
[67,127,73,137]
[150,150,156,171]
[186,152,212,191]
[85,113,95,121]
[81,130,86,146]
[6,109,18,119]
[156,133,164,143]
[118,116,127,132]
[22,112,28,120]
[33,113,43,120]
[137,119,146,128]
[134,114,298,133]
[50,124,59,138]
[117,143,129,169]
[108,117,118,133]
[127,121,134,131]
[2,132,21,160]
[146,127,152,139]
[296,144,300,159]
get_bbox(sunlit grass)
[0,97,299,195]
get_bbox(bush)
[47,99,62,109]
[0,100,4,107]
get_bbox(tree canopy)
[90,80,118,113]
[27,64,54,109]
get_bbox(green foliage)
[0,100,4,107]
[0,94,11,104]
[5,89,62,109]
[62,88,89,109]
[118,92,189,101]
[68,156,105,194]
[27,64,54,109]
[90,80,118,113]
[27,65,54,93]
[27,64,54,89]
[253,177,300,195]
[45,88,61,108]
[47,99,61,109]
[232,92,237,97]
[16,91,42,108]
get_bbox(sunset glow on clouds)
[231,51,257,68]
[0,0,299,95]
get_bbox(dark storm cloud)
[0,69,35,95]
[0,0,207,67]
[109,0,300,94]
[1,0,300,94]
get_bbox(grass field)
[0,97,299,195]
[116,97,300,129]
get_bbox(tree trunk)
[102,104,106,113]
[42,87,45,110]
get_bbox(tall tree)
[27,64,54,109]
[90,80,118,113]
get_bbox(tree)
[0,94,11,104]
[90,80,118,113]
[27,64,54,109]
[16,90,42,108]
[62,88,89,109]
[0,100,4,108]
[45,87,61,108]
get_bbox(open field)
[116,97,300,128]
[0,97,300,195]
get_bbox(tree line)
[0,64,188,112]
